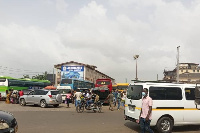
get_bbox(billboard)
[61,66,84,80]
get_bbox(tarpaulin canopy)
[44,86,56,90]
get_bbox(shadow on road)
[172,125,200,132]
[124,121,140,133]
[22,104,65,108]
[124,122,200,133]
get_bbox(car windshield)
[50,91,59,95]
[58,89,71,94]
[127,85,143,100]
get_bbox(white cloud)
[2,0,200,82]
[56,0,68,14]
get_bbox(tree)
[32,71,48,80]
[23,75,30,79]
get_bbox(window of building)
[185,88,195,100]
[149,87,182,100]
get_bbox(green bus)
[0,76,51,99]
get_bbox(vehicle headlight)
[0,121,9,129]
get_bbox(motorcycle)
[85,100,103,113]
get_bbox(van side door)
[149,86,184,124]
[183,87,200,123]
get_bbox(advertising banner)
[61,66,84,80]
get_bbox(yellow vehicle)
[112,83,129,92]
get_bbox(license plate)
[129,106,135,111]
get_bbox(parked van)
[124,82,200,133]
[57,86,72,102]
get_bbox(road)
[1,102,200,133]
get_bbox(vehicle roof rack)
[131,80,177,83]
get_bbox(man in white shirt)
[74,89,82,107]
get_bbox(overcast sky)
[0,0,200,82]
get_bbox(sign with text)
[61,66,84,80]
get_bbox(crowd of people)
[106,89,127,111]
[65,89,127,111]
[5,89,24,104]
[4,88,127,112]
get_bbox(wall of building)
[55,63,114,85]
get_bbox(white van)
[124,82,200,133]
[57,86,72,102]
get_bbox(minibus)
[124,82,200,133]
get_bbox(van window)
[149,87,182,100]
[127,85,143,100]
[185,88,195,100]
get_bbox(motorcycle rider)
[87,91,96,108]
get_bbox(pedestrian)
[65,91,71,108]
[112,90,118,107]
[117,91,121,110]
[71,91,75,104]
[121,91,126,107]
[106,91,114,111]
[19,90,24,97]
[74,89,82,107]
[137,88,154,133]
[12,90,17,104]
[5,90,10,104]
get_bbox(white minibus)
[57,86,72,102]
[124,82,200,133]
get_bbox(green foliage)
[32,71,48,80]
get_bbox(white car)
[19,89,62,108]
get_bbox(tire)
[56,94,62,102]
[156,117,173,133]
[20,99,26,106]
[40,100,47,108]
[53,104,59,108]
[76,104,84,113]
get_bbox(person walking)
[112,90,118,107]
[117,91,121,110]
[19,90,24,97]
[137,88,154,133]
[121,91,126,107]
[65,91,71,108]
[106,91,114,111]
[74,89,82,107]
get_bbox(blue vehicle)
[60,79,94,90]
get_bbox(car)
[0,110,18,133]
[19,89,62,108]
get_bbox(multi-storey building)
[54,61,115,85]
[163,63,200,83]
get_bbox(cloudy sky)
[0,0,200,82]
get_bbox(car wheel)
[20,99,26,106]
[156,116,173,133]
[40,100,47,108]
[53,104,59,108]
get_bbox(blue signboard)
[61,66,84,80]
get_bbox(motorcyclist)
[87,91,96,107]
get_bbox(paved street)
[0,101,200,133]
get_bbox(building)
[46,74,56,85]
[54,61,115,85]
[163,63,200,83]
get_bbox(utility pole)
[134,55,139,80]
[177,46,180,83]
[53,68,55,85]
